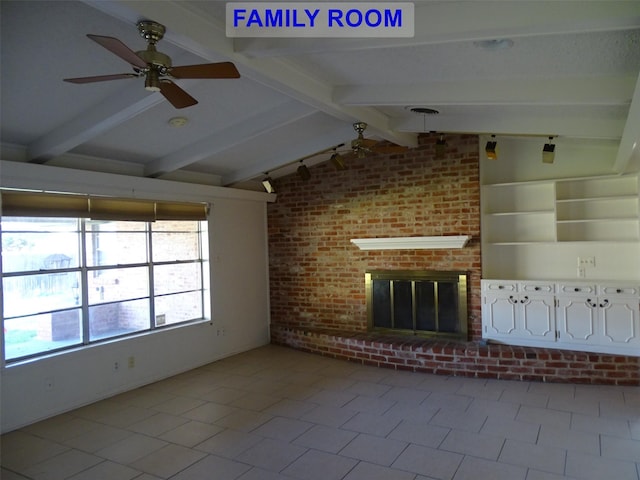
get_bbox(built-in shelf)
[482,174,640,245]
[489,210,554,216]
[556,218,638,223]
[556,194,638,203]
[351,235,471,250]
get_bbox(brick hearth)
[271,325,640,386]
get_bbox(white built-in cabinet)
[482,280,640,356]
[482,280,556,343]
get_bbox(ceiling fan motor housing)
[137,20,165,43]
[135,21,171,74]
[136,48,172,72]
[351,122,368,150]
[353,122,367,135]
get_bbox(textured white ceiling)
[1,0,639,186]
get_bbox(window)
[2,216,208,362]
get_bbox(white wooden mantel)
[350,235,471,250]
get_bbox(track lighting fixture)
[297,162,311,181]
[542,136,556,164]
[485,135,497,160]
[262,174,275,193]
[435,134,446,159]
[330,151,347,171]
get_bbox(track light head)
[297,163,311,181]
[330,152,347,170]
[435,135,446,158]
[543,137,556,164]
[485,135,497,160]
[262,175,275,193]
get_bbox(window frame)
[1,216,209,364]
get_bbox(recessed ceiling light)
[168,116,189,128]
[409,107,439,115]
[473,39,514,50]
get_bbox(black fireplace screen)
[366,271,468,338]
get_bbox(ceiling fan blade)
[87,34,147,69]
[341,151,358,161]
[159,80,198,109]
[351,138,378,151]
[359,138,379,148]
[64,73,139,84]
[170,62,240,79]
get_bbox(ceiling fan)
[319,122,409,170]
[64,20,240,109]
[346,122,408,158]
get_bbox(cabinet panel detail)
[520,282,555,294]
[482,281,518,292]
[601,301,640,345]
[557,298,597,342]
[482,295,517,336]
[558,284,597,295]
[598,285,640,296]
[520,296,555,339]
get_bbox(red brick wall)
[268,133,482,338]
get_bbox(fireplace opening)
[366,270,468,339]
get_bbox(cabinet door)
[599,297,640,347]
[518,295,556,342]
[557,296,598,344]
[482,293,518,338]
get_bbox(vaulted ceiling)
[1,1,639,190]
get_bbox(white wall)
[480,135,622,184]
[0,161,274,433]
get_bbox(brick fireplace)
[267,133,639,385]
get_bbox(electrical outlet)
[577,267,586,278]
[128,356,135,369]
[114,361,120,372]
[578,256,595,268]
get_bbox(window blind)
[0,191,209,221]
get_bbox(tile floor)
[1,344,639,480]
